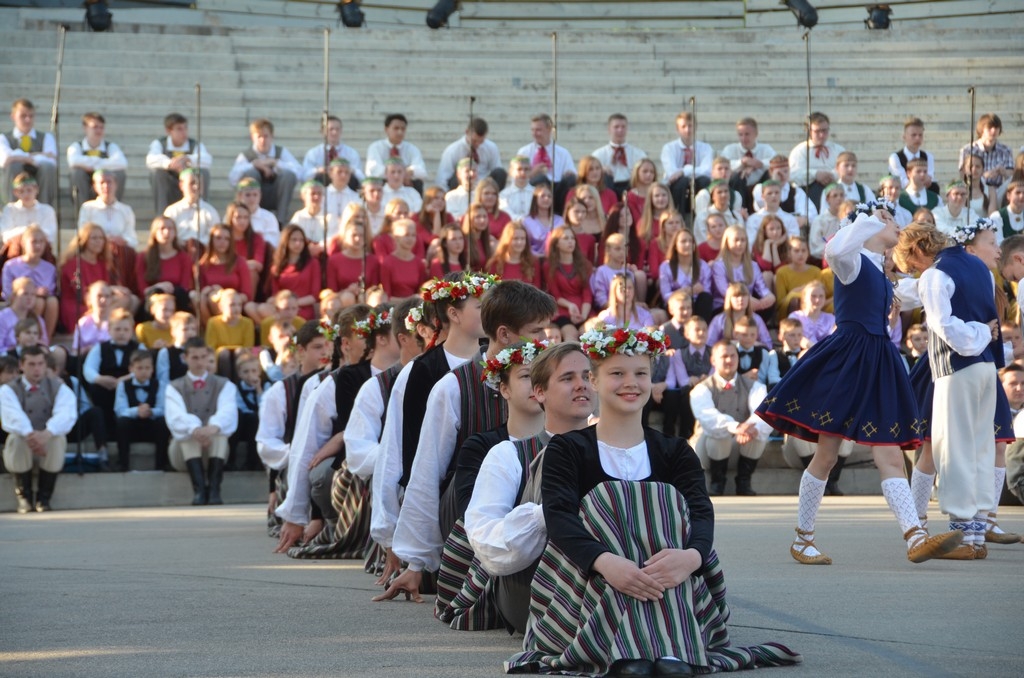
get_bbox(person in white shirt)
[660,110,713,217]
[324,158,360,222]
[932,180,983,237]
[2,346,77,513]
[162,169,219,245]
[234,177,281,248]
[753,156,818,229]
[365,113,427,194]
[145,112,212,214]
[1,99,57,206]
[746,180,799,242]
[591,113,647,197]
[720,116,776,212]
[0,173,57,246]
[382,157,423,214]
[445,158,475,221]
[465,342,595,633]
[164,338,239,505]
[301,114,364,186]
[818,151,876,215]
[77,169,136,249]
[498,156,533,221]
[516,113,575,213]
[788,111,844,208]
[888,116,939,192]
[228,118,303,225]
[690,340,771,497]
[288,180,333,252]
[67,112,127,207]
[436,117,504,190]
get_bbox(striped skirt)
[287,461,372,560]
[434,518,504,631]
[267,469,288,539]
[505,481,801,675]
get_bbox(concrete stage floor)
[2,498,1021,677]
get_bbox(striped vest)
[443,360,508,493]
[376,363,401,428]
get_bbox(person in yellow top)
[774,235,822,321]
[135,293,175,349]
[204,288,255,355]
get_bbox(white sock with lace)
[795,471,827,557]
[989,468,1007,534]
[910,467,934,526]
[881,478,922,548]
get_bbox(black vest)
[165,346,187,381]
[238,384,260,413]
[99,340,138,378]
[737,346,765,373]
[777,350,800,378]
[161,137,196,157]
[243,146,283,162]
[4,132,42,154]
[778,182,800,214]
[283,369,319,445]
[400,344,456,488]
[377,363,401,428]
[680,345,712,381]
[124,379,160,408]
[895,149,929,170]
[331,360,373,437]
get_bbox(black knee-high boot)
[207,458,225,505]
[13,471,33,513]
[35,471,57,512]
[186,458,208,505]
[735,457,759,497]
[708,459,729,496]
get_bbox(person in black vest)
[113,349,169,472]
[2,346,77,512]
[145,112,212,214]
[156,311,197,385]
[228,118,302,225]
[690,341,771,496]
[256,320,331,532]
[67,112,128,208]
[887,116,940,194]
[165,338,239,505]
[1,99,57,206]
[82,308,138,445]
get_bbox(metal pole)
[803,30,812,230]
[967,86,976,214]
[322,27,330,289]
[50,25,67,261]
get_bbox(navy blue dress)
[910,343,1014,443]
[757,253,922,448]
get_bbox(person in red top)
[462,202,496,270]
[428,223,466,278]
[473,177,511,239]
[260,223,321,322]
[60,222,137,333]
[225,201,267,301]
[646,210,685,281]
[136,216,194,313]
[598,203,643,271]
[412,186,453,263]
[545,225,593,342]
[326,216,380,299]
[578,155,619,216]
[560,195,598,267]
[371,196,412,259]
[380,218,428,298]
[626,158,658,225]
[197,223,253,325]
[487,221,541,287]
[698,212,727,264]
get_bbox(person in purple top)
[1,224,56,338]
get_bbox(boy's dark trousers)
[230,411,261,471]
[115,416,170,471]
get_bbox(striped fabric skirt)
[267,469,288,539]
[434,517,504,631]
[506,481,801,675]
[287,461,372,560]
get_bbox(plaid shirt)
[959,140,1014,185]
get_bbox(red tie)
[328,146,338,162]
[389,145,401,159]
[471,147,480,163]
[814,145,829,160]
[612,145,627,167]
[745,150,754,159]
[683,146,693,167]
[29,384,38,393]
[193,379,205,390]
[533,146,550,169]
[723,382,733,391]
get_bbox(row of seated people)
[4,91,1023,231]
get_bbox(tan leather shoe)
[790,528,832,565]
[936,544,976,560]
[905,527,963,563]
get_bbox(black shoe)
[13,472,33,514]
[735,457,759,496]
[185,458,208,505]
[654,658,693,677]
[34,471,57,512]
[207,458,225,505]
[707,459,729,497]
[608,659,655,677]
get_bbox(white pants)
[169,435,229,471]
[932,362,997,519]
[3,434,66,473]
[695,433,767,467]
[782,435,854,468]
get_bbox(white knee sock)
[971,513,988,546]
[910,467,934,523]
[991,467,1007,532]
[797,471,827,533]
[881,478,921,548]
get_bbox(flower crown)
[951,217,997,246]
[421,273,501,304]
[318,319,340,343]
[842,198,896,228]
[481,339,549,388]
[579,327,669,359]
[405,304,425,332]
[353,307,392,338]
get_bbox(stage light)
[337,0,365,28]
[782,0,818,29]
[84,0,112,32]
[427,0,459,29]
[865,4,892,29]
